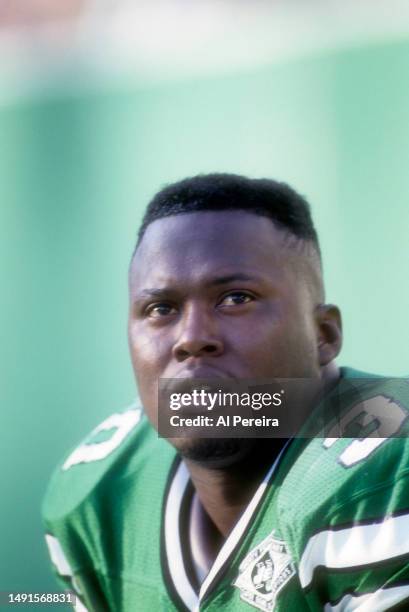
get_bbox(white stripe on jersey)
[74,597,89,612]
[299,512,409,588]
[45,534,72,576]
[324,584,409,612]
[164,461,199,611]
[45,534,89,612]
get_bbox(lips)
[173,365,230,380]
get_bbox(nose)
[172,303,224,362]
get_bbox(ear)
[315,304,343,366]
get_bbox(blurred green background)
[1,35,408,598]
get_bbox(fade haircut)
[136,173,320,259]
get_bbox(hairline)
[133,208,321,261]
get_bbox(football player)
[43,174,409,611]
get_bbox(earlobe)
[316,304,343,366]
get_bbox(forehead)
[130,211,301,291]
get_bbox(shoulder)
[42,403,171,524]
[277,369,409,556]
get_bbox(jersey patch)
[234,532,296,611]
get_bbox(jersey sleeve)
[44,533,108,612]
[278,377,409,611]
[42,406,145,612]
[297,449,409,611]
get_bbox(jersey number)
[323,395,407,467]
[62,408,141,471]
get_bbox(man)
[43,174,409,611]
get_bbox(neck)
[322,362,341,388]
[184,439,287,557]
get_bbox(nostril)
[204,345,218,353]
[173,339,223,360]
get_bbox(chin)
[170,437,257,468]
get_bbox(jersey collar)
[161,441,291,611]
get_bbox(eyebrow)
[135,288,173,300]
[207,274,257,286]
[135,274,260,300]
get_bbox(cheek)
[128,329,161,427]
[247,333,288,367]
[128,326,171,388]
[229,324,284,373]
[240,317,317,377]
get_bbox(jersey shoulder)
[42,406,176,609]
[276,369,409,555]
[42,404,170,524]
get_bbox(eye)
[146,303,177,318]
[218,291,254,308]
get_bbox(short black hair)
[136,173,320,257]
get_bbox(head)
[128,173,342,464]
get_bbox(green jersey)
[42,369,409,611]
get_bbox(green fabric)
[42,369,409,611]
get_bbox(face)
[128,211,339,463]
